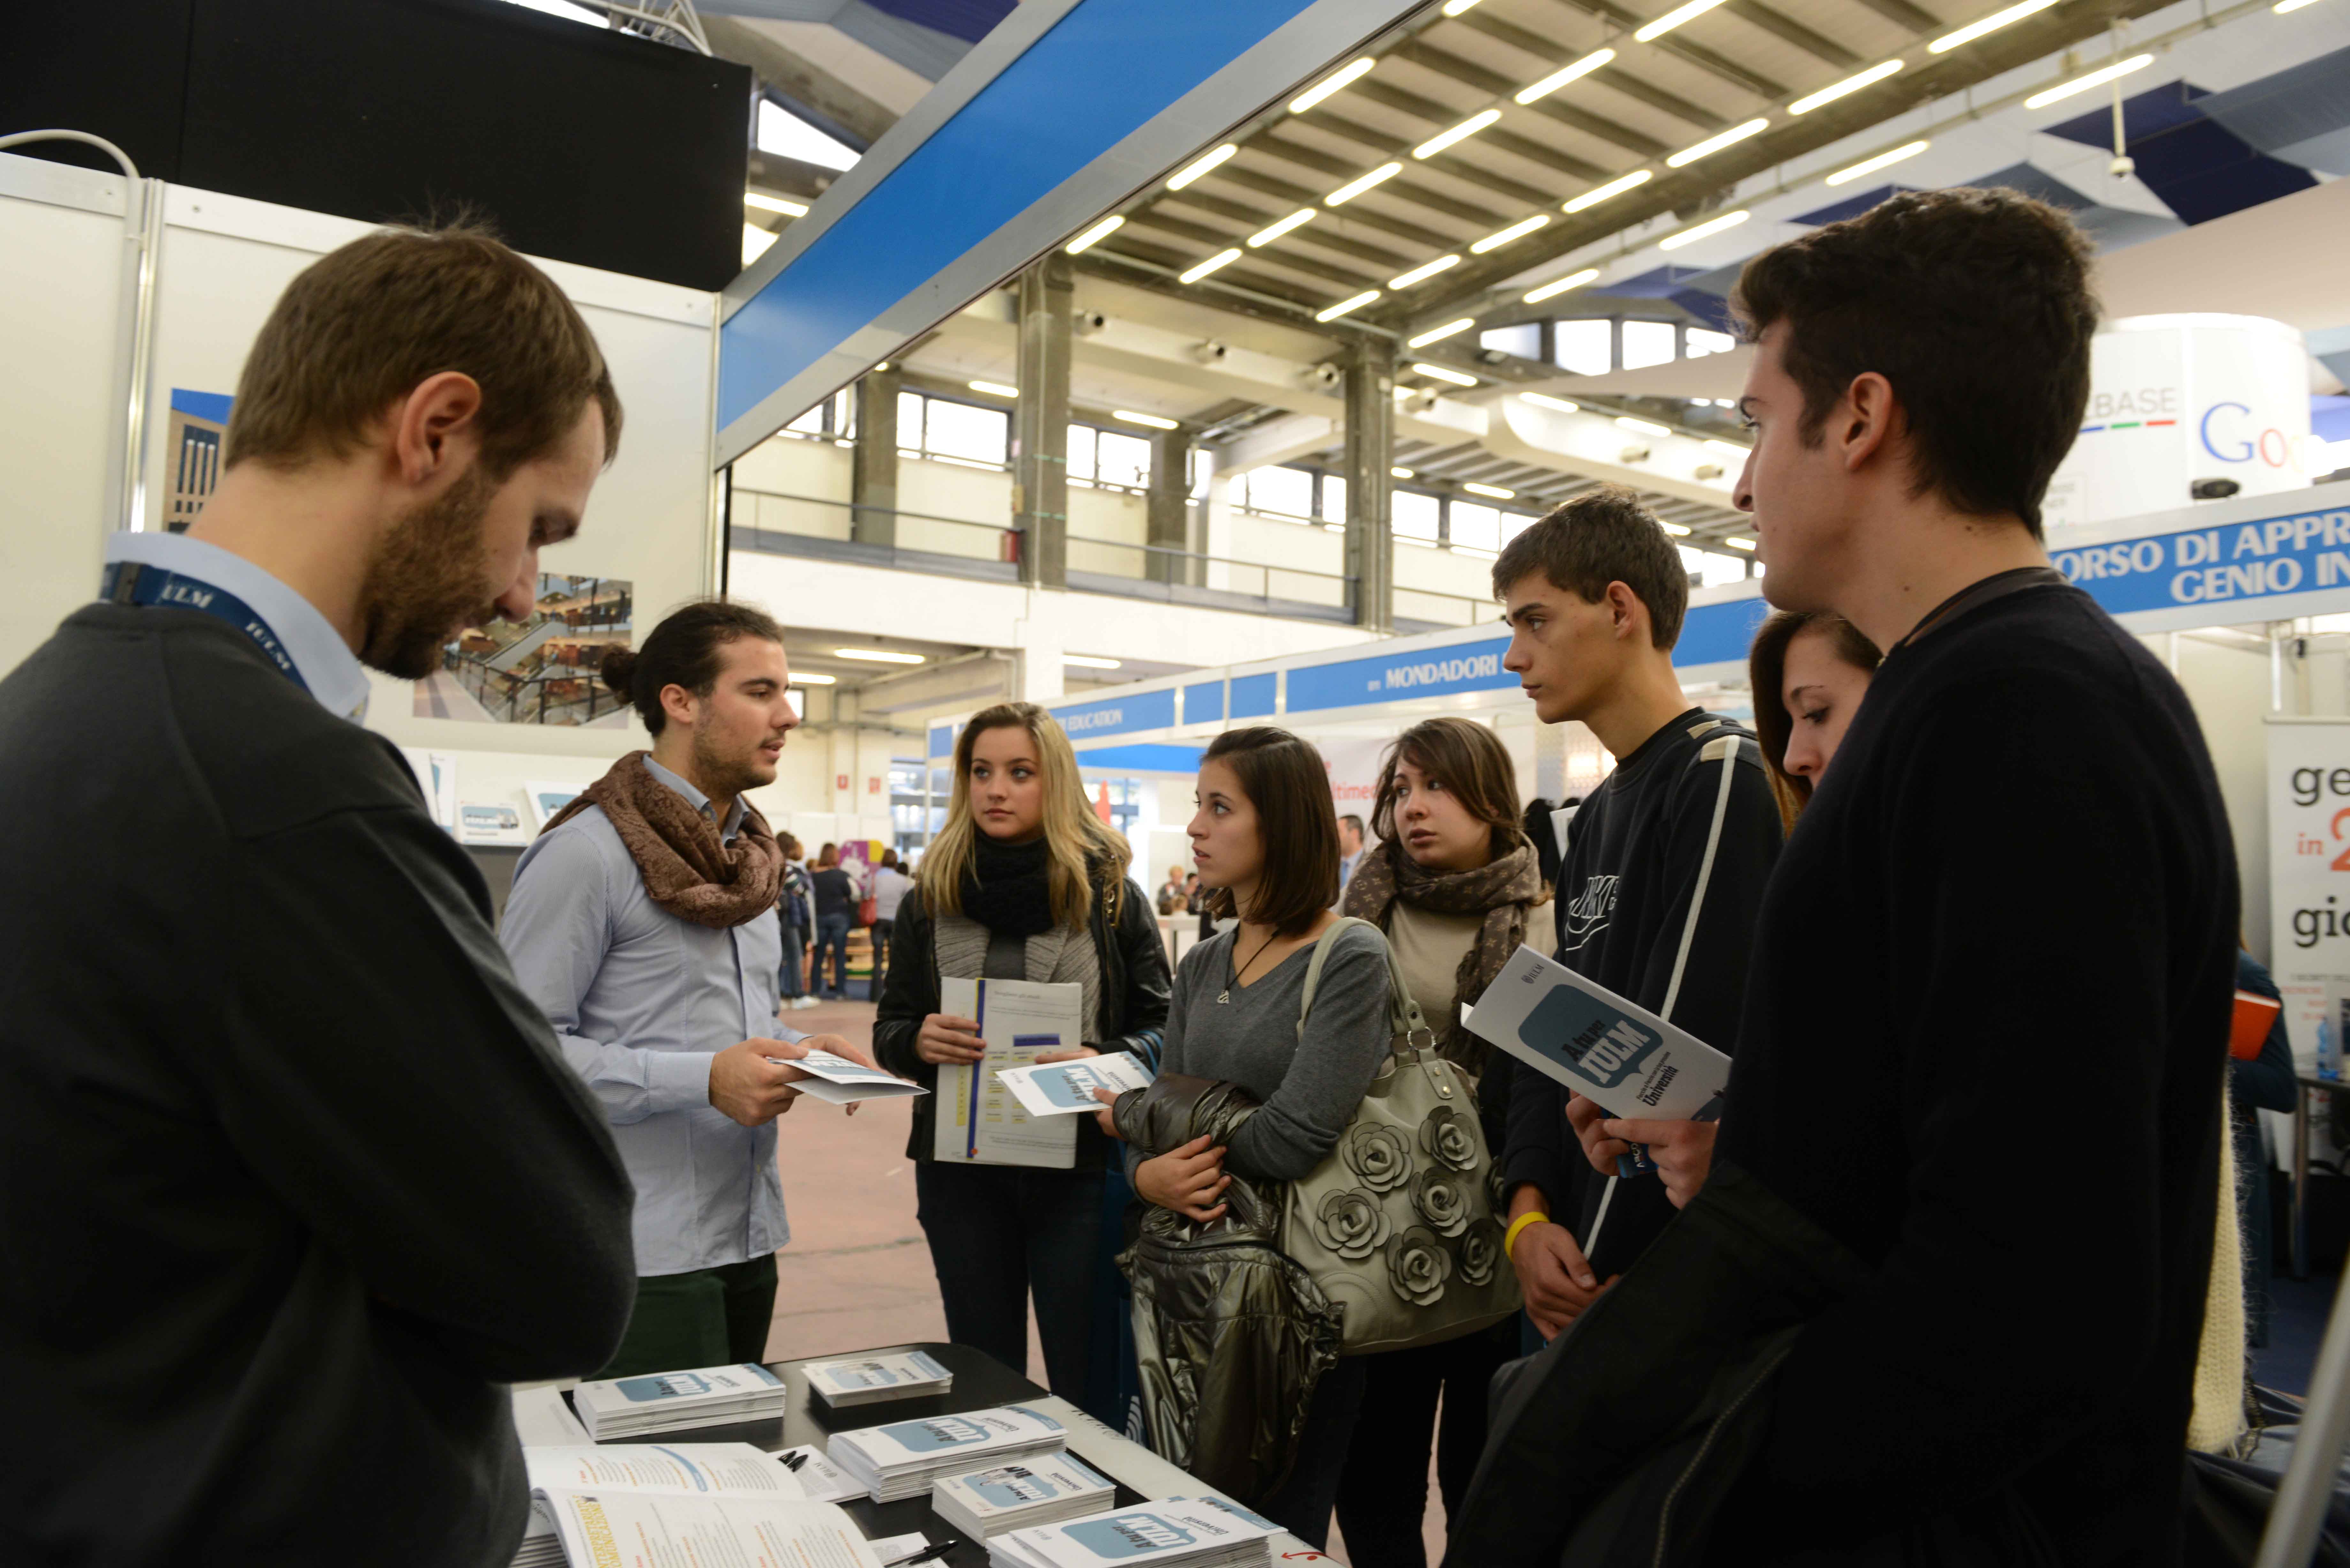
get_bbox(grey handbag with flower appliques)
[1277,917,1521,1355]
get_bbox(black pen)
[886,1544,951,1566]
[780,1450,807,1471]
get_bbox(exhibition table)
[534,1341,1319,1564]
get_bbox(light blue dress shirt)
[103,530,373,722]
[501,755,801,1277]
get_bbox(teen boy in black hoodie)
[1494,491,1781,1336]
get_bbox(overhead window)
[1622,320,1676,370]
[922,398,1010,466]
[1449,501,1502,553]
[756,99,860,172]
[1686,327,1736,358]
[1554,319,1611,377]
[1244,466,1314,519]
[1392,489,1440,541]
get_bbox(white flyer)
[993,1052,1154,1117]
[779,1048,929,1105]
[1465,945,1731,1121]
[524,1442,861,1503]
[931,977,1083,1168]
[535,1491,882,1568]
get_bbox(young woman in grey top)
[1104,726,1391,1550]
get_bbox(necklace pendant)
[1216,990,1230,1004]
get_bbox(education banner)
[2266,717,2350,1063]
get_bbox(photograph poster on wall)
[414,573,634,728]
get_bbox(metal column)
[1344,339,1396,632]
[1013,254,1073,590]
[1147,426,1194,587]
[850,364,900,547]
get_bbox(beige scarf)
[544,751,782,929]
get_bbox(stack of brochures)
[932,1453,1117,1538]
[989,1497,1281,1567]
[804,1349,954,1408]
[828,1405,1067,1502]
[571,1363,788,1439]
[511,1442,864,1567]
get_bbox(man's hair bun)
[600,647,639,699]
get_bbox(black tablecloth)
[565,1342,1148,1565]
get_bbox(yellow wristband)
[1504,1210,1550,1261]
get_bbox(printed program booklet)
[525,1443,863,1504]
[804,1349,954,1408]
[571,1363,788,1439]
[1465,945,1731,1129]
[932,1452,1117,1538]
[774,1048,929,1106]
[829,1404,1068,1502]
[993,1052,1154,1117]
[989,1496,1280,1568]
[532,1490,884,1568]
[933,978,1085,1168]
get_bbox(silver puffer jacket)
[1113,1073,1344,1504]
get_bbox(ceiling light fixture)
[1930,0,2059,51]
[1521,392,1582,413]
[1113,410,1179,430]
[1659,209,1751,250]
[1524,266,1602,303]
[744,191,808,215]
[1667,117,1770,167]
[2024,53,2153,109]
[1661,521,1692,535]
[1412,362,1481,386]
[1391,466,1416,479]
[1291,57,1375,113]
[1065,654,1124,670]
[2275,0,2321,11]
[1315,290,1382,322]
[741,224,777,266]
[1247,207,1317,247]
[1704,438,1750,455]
[833,647,926,664]
[1564,169,1653,213]
[968,380,1019,398]
[1825,139,1930,184]
[1725,536,1757,550]
[1464,482,1516,499]
[1408,318,1476,348]
[1179,247,1242,283]
[1167,144,1238,190]
[1789,58,1905,114]
[1390,254,1462,288]
[1616,415,1671,437]
[793,671,838,685]
[1065,214,1124,253]
[1414,109,1502,161]
[1636,0,1731,42]
[1441,0,1485,13]
[1472,214,1551,253]
[1516,48,1615,104]
[1326,162,1404,205]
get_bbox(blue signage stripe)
[1285,638,1512,712]
[1676,597,1772,669]
[2052,505,2350,615]
[1183,681,1224,722]
[928,723,957,760]
[1051,686,1176,739]
[1229,673,1277,719]
[1069,743,1205,773]
[718,0,1317,428]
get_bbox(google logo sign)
[2199,402,2299,469]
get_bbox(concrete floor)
[760,994,1444,1566]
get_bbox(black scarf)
[961,835,1057,937]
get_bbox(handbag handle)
[1295,918,1451,1097]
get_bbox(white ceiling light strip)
[1524,266,1601,303]
[1668,117,1770,167]
[1391,254,1463,288]
[1178,247,1242,283]
[1790,59,1906,113]
[1516,48,1616,104]
[1407,319,1477,347]
[1166,144,1237,191]
[1291,57,1375,112]
[1930,0,2059,51]
[1565,169,1654,212]
[1658,209,1750,249]
[1413,362,1482,385]
[2023,52,2153,108]
[1824,139,1930,184]
[1315,290,1381,322]
[1064,214,1123,253]
[1414,109,1503,160]
[1472,214,1552,253]
[1247,208,1317,247]
[1325,162,1403,205]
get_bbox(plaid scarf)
[1342,837,1544,1073]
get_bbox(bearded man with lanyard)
[0,226,637,1565]
[501,600,876,1377]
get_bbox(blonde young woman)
[1332,717,1553,1568]
[872,704,1170,1414]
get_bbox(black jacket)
[0,605,636,1566]
[872,875,1172,1168]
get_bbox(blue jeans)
[777,925,805,999]
[811,913,850,996]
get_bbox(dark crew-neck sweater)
[0,605,636,1565]
[1712,580,2236,1564]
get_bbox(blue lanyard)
[100,561,311,696]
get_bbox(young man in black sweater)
[1595,190,2237,1563]
[1494,490,1782,1337]
[0,227,637,1564]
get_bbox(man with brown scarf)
[502,600,875,1377]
